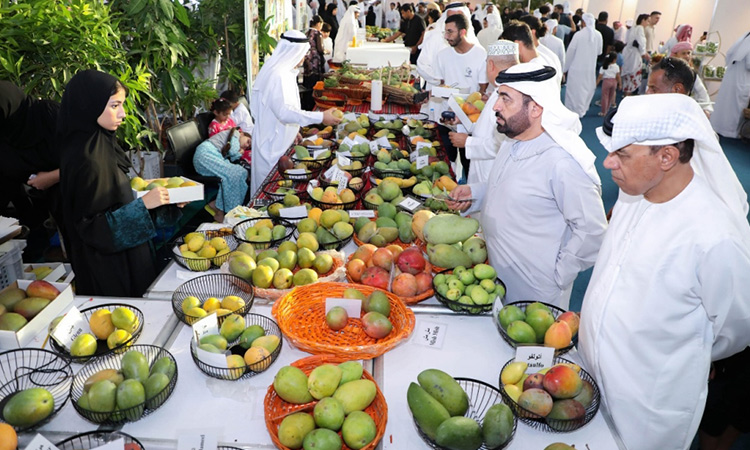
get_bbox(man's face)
[493,85,532,138]
[673,49,692,62]
[444,22,464,47]
[554,6,562,14]
[603,144,664,196]
[487,5,493,13]
[418,4,425,12]
[647,69,684,95]
[401,9,413,19]
[650,14,661,25]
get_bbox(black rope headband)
[495,66,557,84]
[281,34,309,43]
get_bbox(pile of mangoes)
[130,176,196,191]
[180,294,247,324]
[62,306,141,357]
[177,232,233,271]
[497,302,579,350]
[0,280,61,332]
[325,287,393,339]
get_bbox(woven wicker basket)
[344,253,434,305]
[264,354,387,450]
[271,282,415,359]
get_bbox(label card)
[414,320,448,349]
[24,435,60,450]
[416,141,433,152]
[306,134,319,142]
[192,312,219,343]
[402,125,411,135]
[195,341,228,368]
[398,196,422,213]
[363,166,371,174]
[409,151,417,162]
[325,298,362,318]
[368,141,379,154]
[306,180,317,196]
[341,136,357,149]
[515,346,555,373]
[312,149,328,159]
[325,165,345,181]
[343,113,357,121]
[280,205,308,218]
[416,155,429,170]
[348,210,376,218]
[285,168,307,175]
[51,307,88,351]
[376,136,391,148]
[337,153,352,167]
[335,172,349,194]
[90,439,124,450]
[353,134,368,144]
[177,433,219,450]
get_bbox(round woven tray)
[499,356,600,433]
[492,300,577,357]
[344,254,433,305]
[55,431,144,450]
[271,282,415,359]
[264,354,387,450]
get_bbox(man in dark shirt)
[595,11,615,65]
[381,3,426,63]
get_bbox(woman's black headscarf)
[0,80,52,150]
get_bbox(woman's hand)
[141,186,170,209]
[27,170,60,190]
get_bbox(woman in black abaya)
[58,70,170,297]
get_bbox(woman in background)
[621,14,650,96]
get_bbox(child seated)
[220,90,253,165]
[207,98,236,137]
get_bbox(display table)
[345,41,411,68]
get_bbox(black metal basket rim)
[495,300,575,352]
[433,270,506,312]
[190,341,279,372]
[171,274,255,321]
[232,217,297,245]
[55,431,145,448]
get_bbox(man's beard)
[495,108,530,139]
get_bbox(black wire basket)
[190,313,283,381]
[266,200,310,224]
[399,112,430,121]
[280,159,324,182]
[433,270,506,315]
[261,179,310,200]
[172,230,238,272]
[413,377,517,450]
[218,447,243,450]
[372,165,413,180]
[56,431,145,450]
[0,348,72,432]
[49,303,145,364]
[310,187,362,211]
[70,345,178,425]
[232,217,296,249]
[171,273,255,326]
[492,300,577,357]
[499,357,601,432]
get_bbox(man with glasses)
[646,56,695,95]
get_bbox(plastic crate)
[0,240,25,290]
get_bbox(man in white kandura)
[711,31,750,139]
[449,62,607,309]
[250,30,340,196]
[540,18,566,72]
[332,4,360,63]
[448,40,518,184]
[580,94,750,450]
[564,13,602,118]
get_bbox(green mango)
[426,244,473,269]
[435,416,483,450]
[87,380,117,413]
[307,364,343,400]
[238,324,266,349]
[398,221,414,243]
[407,382,451,440]
[314,396,346,431]
[332,379,376,414]
[199,334,228,351]
[274,366,314,404]
[374,217,397,228]
[422,215,479,245]
[279,412,316,449]
[376,227,399,244]
[294,145,310,159]
[304,428,343,450]
[272,224,287,240]
[394,211,412,228]
[482,403,515,448]
[417,369,469,417]
[144,373,170,408]
[121,351,149,383]
[342,411,377,450]
[116,379,145,419]
[353,217,371,233]
[338,361,364,385]
[2,387,54,428]
[377,203,397,220]
[150,356,176,380]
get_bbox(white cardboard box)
[22,263,66,283]
[132,177,204,204]
[447,93,476,134]
[0,279,74,349]
[431,85,463,99]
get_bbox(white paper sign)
[286,168,307,175]
[280,205,308,218]
[325,165,345,181]
[515,346,555,373]
[341,136,357,149]
[414,320,448,349]
[194,341,228,368]
[353,135,368,144]
[368,141,379,154]
[348,210,376,218]
[306,133,319,142]
[363,166,371,174]
[90,439,125,450]
[325,298,362,318]
[307,179,319,196]
[177,433,219,450]
[343,113,357,121]
[51,307,89,351]
[398,196,422,212]
[337,153,352,167]
[416,155,429,170]
[402,125,410,135]
[409,151,417,162]
[192,313,219,343]
[335,172,349,194]
[24,435,60,450]
[376,136,391,148]
[416,141,433,152]
[312,149,328,159]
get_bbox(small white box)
[447,93,476,134]
[22,263,66,283]
[0,279,74,349]
[132,177,204,204]
[431,85,462,99]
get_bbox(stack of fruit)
[51,305,142,360]
[297,209,354,250]
[354,203,414,247]
[362,178,406,209]
[193,313,281,379]
[310,185,360,210]
[495,302,579,354]
[174,232,236,271]
[233,218,294,250]
[325,288,393,339]
[336,115,370,140]
[408,368,515,450]
[372,147,412,178]
[301,125,334,139]
[499,359,599,431]
[266,194,312,223]
[289,146,332,164]
[269,359,384,450]
[337,139,371,162]
[454,92,485,123]
[414,213,488,270]
[73,348,177,424]
[227,240,342,292]
[0,280,61,332]
[179,293,248,325]
[129,176,197,192]
[346,244,433,301]
[433,264,505,314]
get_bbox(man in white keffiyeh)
[580,93,750,450]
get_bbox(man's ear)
[659,145,681,170]
[528,101,543,120]
[672,83,687,95]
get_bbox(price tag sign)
[312,149,328,159]
[335,171,349,194]
[368,141,379,154]
[307,180,318,195]
[376,136,391,148]
[416,141,432,153]
[51,307,88,351]
[24,435,61,450]
[325,298,362,318]
[353,134,368,144]
[363,166,371,174]
[325,165,345,181]
[90,439,125,450]
[414,320,448,349]
[398,196,422,213]
[515,346,555,374]
[416,155,429,170]
[192,312,219,343]
[177,433,219,450]
[306,134,319,142]
[402,125,411,135]
[342,136,357,149]
[343,112,357,121]
[280,205,308,218]
[348,210,376,218]
[409,151,417,162]
[338,153,352,168]
[286,168,307,175]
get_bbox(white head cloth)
[488,39,518,56]
[442,2,479,44]
[581,13,596,43]
[498,61,601,185]
[625,19,633,27]
[484,4,501,28]
[596,93,749,221]
[545,18,558,33]
[333,5,360,62]
[533,9,542,18]
[563,1,571,14]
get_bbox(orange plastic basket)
[264,354,387,450]
[344,253,434,305]
[271,282,415,359]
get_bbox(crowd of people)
[2,2,750,449]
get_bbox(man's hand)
[27,170,60,190]
[294,133,303,145]
[446,185,473,212]
[141,186,170,209]
[448,131,468,148]
[322,108,342,125]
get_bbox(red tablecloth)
[313,102,422,114]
